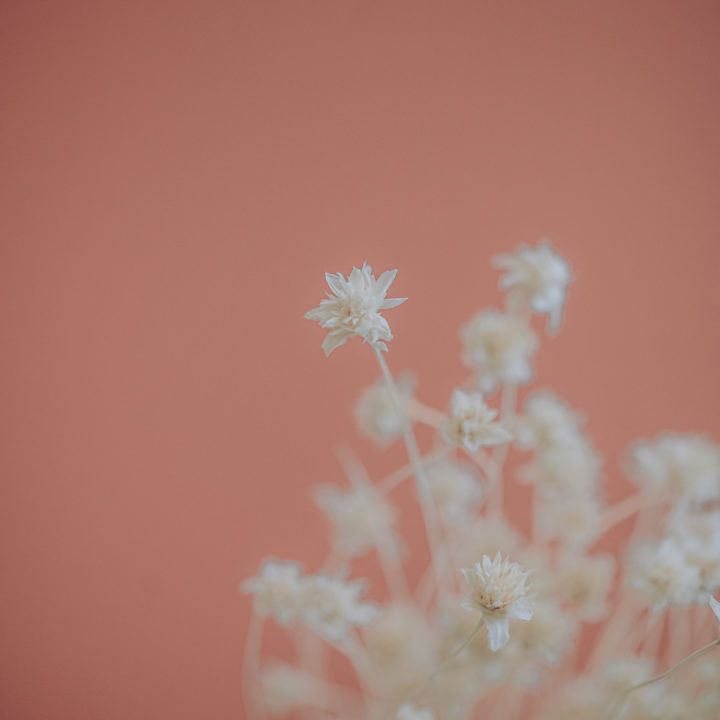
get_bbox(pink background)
[2,1,720,718]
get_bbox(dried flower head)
[460,553,535,651]
[441,389,513,453]
[301,572,378,641]
[355,372,414,443]
[460,309,538,393]
[241,560,305,627]
[396,705,435,720]
[493,239,571,331]
[305,262,407,356]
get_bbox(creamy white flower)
[509,599,578,666]
[556,551,615,622]
[460,553,535,651]
[629,539,703,610]
[672,512,720,595]
[519,439,601,499]
[459,309,538,393]
[515,390,584,451]
[314,483,396,558]
[441,389,513,453]
[305,262,407,356]
[261,663,317,716]
[241,559,305,626]
[425,458,484,524]
[354,373,414,443]
[628,433,720,502]
[537,494,603,549]
[396,705,435,720]
[302,572,378,641]
[493,239,572,331]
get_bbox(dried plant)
[242,242,720,720]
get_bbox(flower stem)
[242,611,264,719]
[373,347,446,594]
[402,619,485,705]
[611,635,720,717]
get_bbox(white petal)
[507,597,535,621]
[374,269,398,298]
[325,272,346,296]
[322,330,349,356]
[380,296,407,309]
[484,615,510,651]
[710,596,720,626]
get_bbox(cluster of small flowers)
[242,242,720,720]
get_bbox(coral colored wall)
[2,1,720,718]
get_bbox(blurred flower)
[710,595,720,627]
[459,309,538,393]
[396,705,435,720]
[627,433,720,503]
[493,240,571,331]
[515,390,585,451]
[355,372,414,444]
[302,572,378,641]
[441,389,512,453]
[242,559,305,627]
[305,262,406,356]
[425,458,484,525]
[314,483,397,558]
[461,553,535,651]
[261,663,317,716]
[556,551,615,622]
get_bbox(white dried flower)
[355,373,414,443]
[459,309,538,393]
[629,539,703,610]
[396,705,435,720]
[671,509,720,595]
[241,559,305,627]
[537,494,603,549]
[556,551,616,622]
[314,484,396,558]
[425,458,484,525]
[302,572,378,642]
[515,390,584,451]
[628,433,720,502]
[261,663,317,716]
[460,553,535,651]
[441,389,513,453]
[493,239,572,331]
[304,262,407,356]
[510,599,578,666]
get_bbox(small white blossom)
[354,373,414,443]
[460,553,535,651]
[302,572,378,642]
[515,390,584,451]
[670,509,720,595]
[628,433,720,502]
[629,539,703,610]
[441,389,512,453]
[537,494,603,549]
[242,559,305,626]
[305,262,407,356]
[492,239,572,331]
[425,459,484,524]
[396,705,435,720]
[459,309,538,393]
[509,598,578,666]
[314,484,396,557]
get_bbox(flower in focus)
[492,239,572,331]
[460,553,535,651]
[627,433,720,503]
[302,571,378,642]
[441,389,512,453]
[314,483,397,558]
[304,262,407,356]
[355,373,415,444]
[241,559,305,627]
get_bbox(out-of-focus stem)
[374,347,446,594]
[242,611,264,720]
